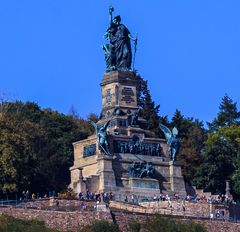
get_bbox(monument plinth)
[101,71,140,118]
[69,7,186,198]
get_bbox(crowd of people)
[78,190,115,202]
[17,189,235,208]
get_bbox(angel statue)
[89,120,111,156]
[159,124,180,161]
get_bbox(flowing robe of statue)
[103,9,133,72]
[108,23,132,70]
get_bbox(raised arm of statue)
[109,6,114,25]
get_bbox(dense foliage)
[170,110,205,183]
[193,95,240,197]
[0,101,93,195]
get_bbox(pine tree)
[194,95,240,197]
[208,95,240,131]
[137,76,161,134]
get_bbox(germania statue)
[102,6,137,72]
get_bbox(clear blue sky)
[0,1,239,123]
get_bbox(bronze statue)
[103,6,137,72]
[128,161,155,178]
[89,120,111,156]
[159,123,180,161]
[127,109,140,127]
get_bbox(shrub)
[144,214,207,232]
[128,219,141,232]
[78,220,120,232]
[0,214,60,232]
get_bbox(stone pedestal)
[71,167,86,193]
[97,156,116,192]
[101,71,140,118]
[169,161,186,195]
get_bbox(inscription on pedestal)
[121,87,135,104]
[129,178,159,189]
[106,89,111,105]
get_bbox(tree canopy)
[0,101,92,195]
[193,95,240,197]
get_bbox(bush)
[0,214,60,232]
[144,214,207,232]
[78,220,120,232]
[128,219,141,232]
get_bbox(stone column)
[225,180,230,197]
[76,167,86,193]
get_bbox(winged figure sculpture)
[89,120,111,156]
[159,123,180,161]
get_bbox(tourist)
[56,199,59,208]
[78,192,83,200]
[131,194,134,204]
[31,193,36,200]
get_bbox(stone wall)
[112,211,240,232]
[0,200,239,232]
[0,207,112,231]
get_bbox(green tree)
[232,148,240,196]
[193,95,240,196]
[137,76,161,134]
[208,95,240,131]
[193,125,240,195]
[0,101,93,195]
[170,110,205,183]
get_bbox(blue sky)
[0,1,239,123]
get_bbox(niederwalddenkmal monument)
[69,7,186,198]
